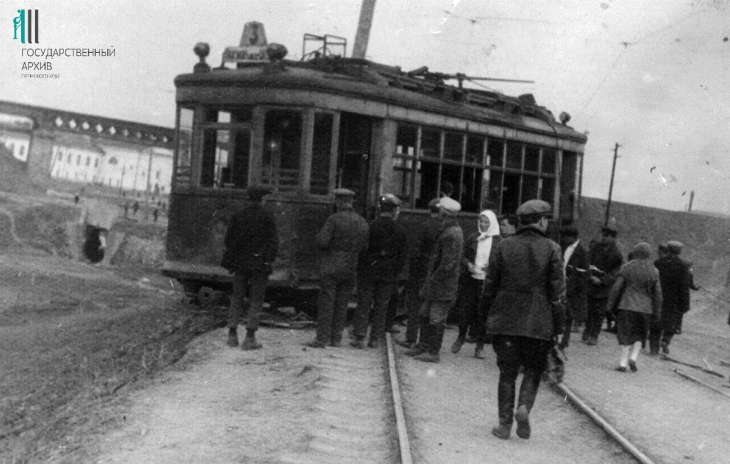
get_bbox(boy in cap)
[404,196,464,362]
[481,199,566,440]
[306,188,369,348]
[351,194,408,349]
[222,186,278,350]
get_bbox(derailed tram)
[162,22,587,305]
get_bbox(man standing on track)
[481,199,565,440]
[305,188,369,348]
[222,186,278,350]
[351,194,408,349]
[584,226,623,345]
[403,197,463,363]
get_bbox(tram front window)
[263,110,302,192]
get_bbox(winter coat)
[564,241,589,319]
[316,207,370,277]
[588,241,624,299]
[607,259,662,317]
[482,225,567,341]
[358,215,409,282]
[654,255,690,332]
[409,216,442,281]
[420,218,464,301]
[221,204,278,274]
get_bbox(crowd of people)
[221,186,699,441]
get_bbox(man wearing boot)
[222,186,278,350]
[305,189,369,349]
[584,226,623,345]
[404,196,463,363]
[396,198,441,349]
[560,225,588,349]
[481,200,566,440]
[650,240,692,356]
[351,194,408,349]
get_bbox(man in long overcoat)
[403,197,463,363]
[584,226,623,345]
[306,188,369,348]
[481,200,566,441]
[650,240,692,356]
[560,225,588,348]
[222,186,278,350]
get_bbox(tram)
[162,22,587,304]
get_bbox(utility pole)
[688,190,695,212]
[352,0,377,59]
[604,143,620,227]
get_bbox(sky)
[2,0,729,214]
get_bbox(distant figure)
[132,201,140,216]
[74,193,80,205]
[153,208,159,223]
[481,199,565,440]
[305,189,369,349]
[83,199,118,264]
[607,242,662,372]
[222,186,278,351]
[500,216,516,238]
[440,181,454,198]
[123,202,130,218]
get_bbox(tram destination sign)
[222,45,268,64]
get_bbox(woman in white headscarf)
[451,209,501,359]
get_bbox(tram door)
[337,113,372,216]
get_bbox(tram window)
[522,174,539,201]
[466,136,484,165]
[506,142,522,170]
[416,160,439,208]
[560,151,579,222]
[524,145,540,172]
[393,124,417,205]
[542,148,556,175]
[311,113,334,195]
[420,127,440,159]
[443,132,463,161]
[461,166,483,213]
[441,164,461,199]
[483,170,502,212]
[263,110,302,192]
[502,173,521,215]
[200,129,250,188]
[488,139,504,167]
[541,177,555,203]
[175,107,194,187]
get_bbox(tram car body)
[162,23,587,303]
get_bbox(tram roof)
[175,57,587,145]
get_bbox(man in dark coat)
[481,199,566,441]
[351,194,408,349]
[222,186,278,350]
[403,197,464,363]
[649,240,692,356]
[306,189,369,348]
[395,198,441,349]
[583,226,623,345]
[559,225,588,349]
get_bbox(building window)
[94,158,99,168]
[86,156,91,166]
[262,109,302,192]
[155,169,161,180]
[67,153,72,163]
[76,154,81,166]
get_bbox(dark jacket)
[221,203,278,274]
[409,216,442,281]
[588,241,624,299]
[564,240,589,319]
[316,207,370,276]
[358,215,408,282]
[420,218,464,301]
[460,232,502,284]
[482,225,566,341]
[607,259,662,317]
[654,255,690,332]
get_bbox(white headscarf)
[473,210,500,280]
[478,210,500,239]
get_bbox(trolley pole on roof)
[352,0,377,59]
[604,143,620,227]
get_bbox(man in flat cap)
[404,196,464,362]
[396,198,442,348]
[306,188,370,348]
[351,194,409,349]
[583,225,623,345]
[649,240,696,356]
[480,199,565,440]
[559,225,588,349]
[222,186,278,350]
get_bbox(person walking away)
[395,199,441,349]
[222,186,278,350]
[351,194,408,349]
[481,200,566,440]
[451,209,501,359]
[559,225,588,349]
[305,189,369,348]
[584,226,623,345]
[607,242,662,372]
[649,240,691,356]
[404,197,464,363]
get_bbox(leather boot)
[516,369,541,439]
[227,328,239,347]
[241,331,263,351]
[431,325,446,356]
[475,342,486,359]
[492,377,515,439]
[451,336,465,354]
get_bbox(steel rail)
[555,382,657,464]
[673,368,730,399]
[385,333,413,464]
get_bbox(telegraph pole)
[604,143,620,227]
[352,0,377,59]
